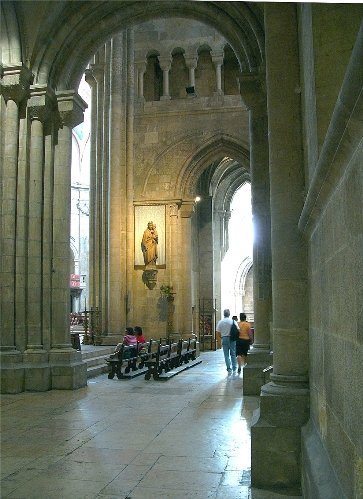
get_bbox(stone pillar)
[101,42,111,335]
[211,52,224,95]
[168,203,180,332]
[158,57,171,100]
[90,57,105,313]
[84,67,97,310]
[179,201,195,333]
[107,33,127,341]
[136,61,146,98]
[49,90,87,389]
[126,29,135,325]
[185,56,198,91]
[23,85,54,391]
[251,5,309,493]
[0,65,31,393]
[239,73,273,395]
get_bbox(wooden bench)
[106,340,157,379]
[144,338,200,380]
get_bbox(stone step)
[87,363,109,379]
[81,347,114,360]
[81,346,114,379]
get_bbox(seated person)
[134,326,147,354]
[134,326,146,345]
[115,327,137,356]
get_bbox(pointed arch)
[175,133,249,198]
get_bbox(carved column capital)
[184,56,198,70]
[0,64,33,104]
[211,51,224,67]
[84,68,97,88]
[135,61,147,74]
[169,203,179,217]
[158,57,172,72]
[239,72,267,115]
[180,201,195,218]
[28,85,56,123]
[89,63,104,84]
[56,90,87,128]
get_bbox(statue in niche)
[141,221,158,269]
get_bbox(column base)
[160,95,171,101]
[0,350,24,394]
[251,380,309,493]
[23,349,51,391]
[242,349,272,395]
[49,348,87,390]
[251,408,303,495]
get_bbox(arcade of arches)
[1,2,362,498]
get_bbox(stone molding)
[84,67,97,88]
[56,90,87,129]
[179,201,195,218]
[89,63,104,84]
[28,84,56,123]
[0,64,33,104]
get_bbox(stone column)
[107,33,127,340]
[239,73,273,395]
[168,203,180,332]
[49,90,87,389]
[251,5,309,493]
[0,65,31,393]
[23,85,53,391]
[135,61,146,98]
[84,67,97,310]
[158,57,171,100]
[179,201,195,333]
[211,52,224,95]
[185,56,198,91]
[90,57,105,313]
[101,42,111,335]
[125,29,135,325]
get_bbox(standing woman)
[236,313,252,373]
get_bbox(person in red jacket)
[134,326,146,347]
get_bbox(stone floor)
[1,350,301,498]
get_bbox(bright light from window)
[220,183,253,318]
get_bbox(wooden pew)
[106,340,156,379]
[144,338,201,380]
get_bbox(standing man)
[216,309,238,374]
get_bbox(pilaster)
[239,72,273,395]
[22,85,55,391]
[49,89,87,389]
[251,5,309,493]
[0,65,32,393]
[178,201,195,333]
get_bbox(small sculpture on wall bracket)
[141,220,159,289]
[142,268,158,290]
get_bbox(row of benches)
[106,338,198,380]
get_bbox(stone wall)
[300,6,363,498]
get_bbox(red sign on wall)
[70,274,80,288]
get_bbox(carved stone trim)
[56,90,87,128]
[0,64,33,104]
